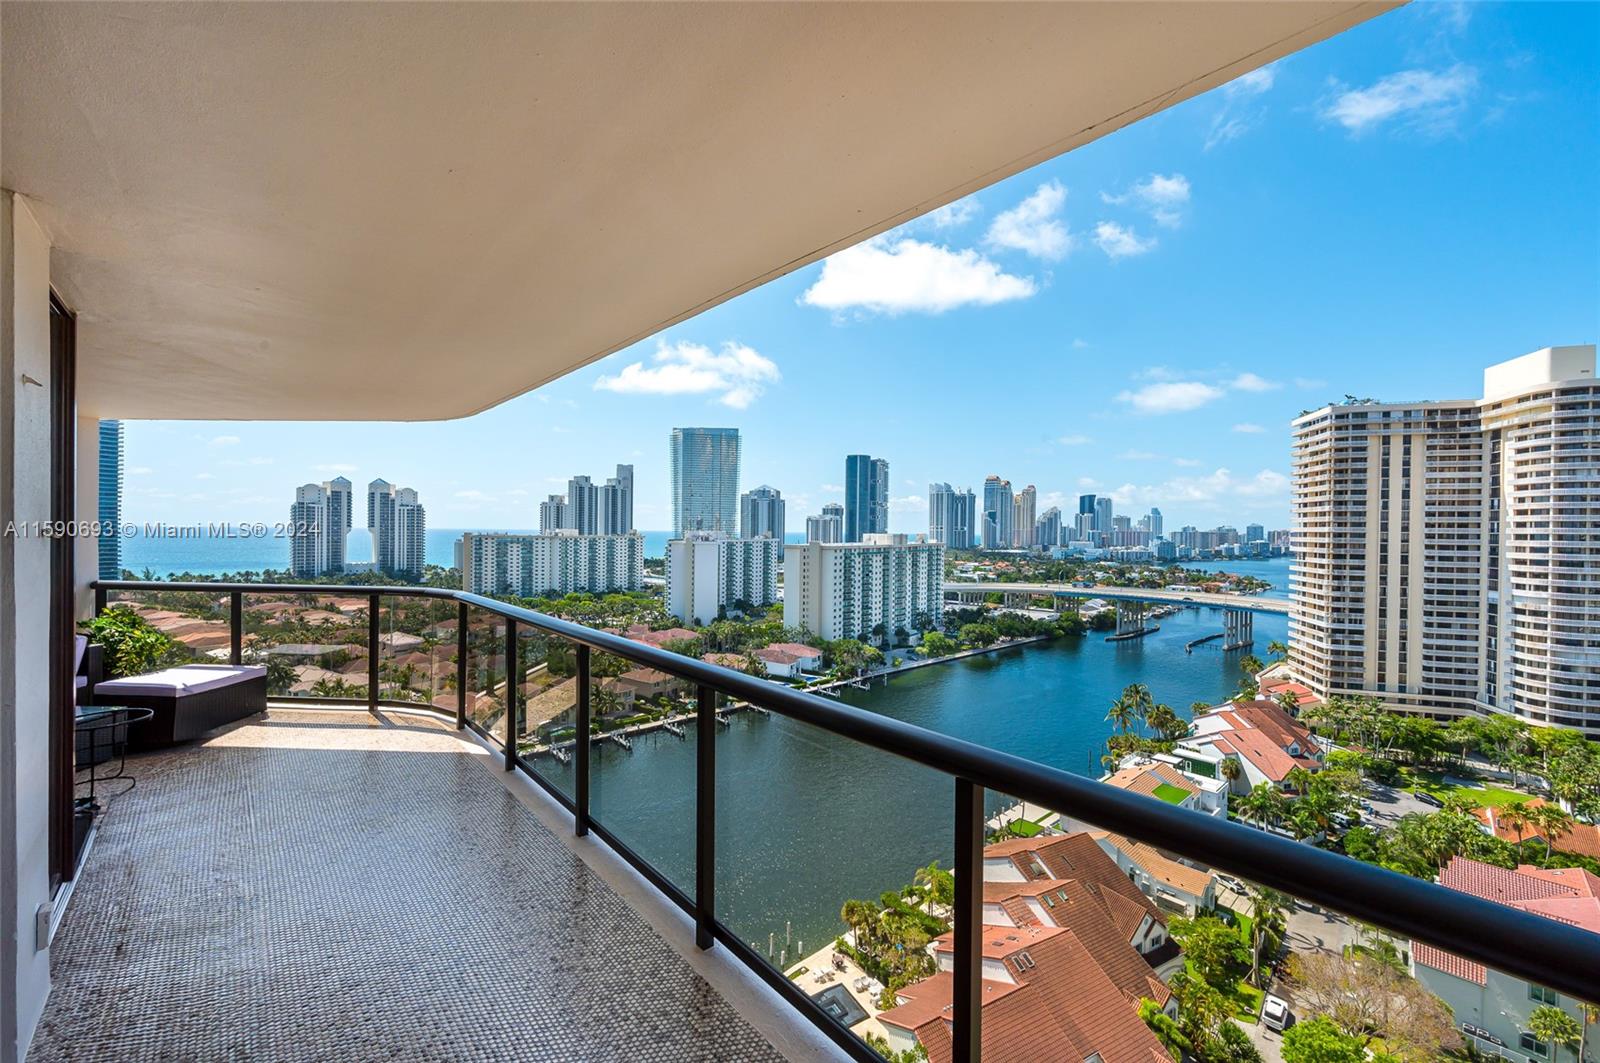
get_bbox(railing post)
[455,601,468,730]
[953,778,983,1063]
[229,590,242,666]
[367,593,380,714]
[93,585,106,615]
[504,619,518,770]
[695,683,715,950]
[575,644,591,837]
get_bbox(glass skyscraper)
[844,454,888,542]
[97,420,124,579]
[670,428,740,536]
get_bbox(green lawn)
[1152,782,1191,805]
[1008,818,1045,838]
[1183,960,1263,1020]
[1403,769,1533,808]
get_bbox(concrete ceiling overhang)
[2,2,1393,420]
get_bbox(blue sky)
[124,1,1599,534]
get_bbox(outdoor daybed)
[93,664,267,751]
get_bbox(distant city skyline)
[114,4,1597,534]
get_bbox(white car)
[1262,994,1292,1032]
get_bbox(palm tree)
[1238,783,1283,830]
[839,899,877,947]
[1529,1005,1582,1062]
[1578,1002,1599,1063]
[1219,757,1243,790]
[1526,802,1575,861]
[1244,884,1291,988]
[1499,800,1534,857]
[1266,639,1289,661]
[1106,694,1137,736]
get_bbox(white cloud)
[1322,65,1477,135]
[195,472,215,480]
[1116,380,1225,413]
[1172,457,1203,468]
[1057,434,1092,447]
[314,463,358,474]
[1230,372,1280,392]
[454,489,492,501]
[594,339,780,409]
[208,435,240,447]
[1094,222,1156,259]
[890,494,926,513]
[800,236,1036,315]
[1232,423,1266,434]
[927,195,981,229]
[1071,338,1089,350]
[1108,467,1290,509]
[1102,174,1190,228]
[984,180,1071,260]
[821,484,843,494]
[1225,65,1277,98]
[1076,477,1100,489]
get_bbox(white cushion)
[96,664,266,698]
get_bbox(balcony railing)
[92,579,1599,1063]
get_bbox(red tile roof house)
[751,642,823,678]
[1182,699,1324,794]
[876,834,1181,1063]
[1474,799,1600,862]
[1412,857,1600,1059]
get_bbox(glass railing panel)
[94,585,232,673]
[941,786,1600,1063]
[376,593,447,707]
[715,708,955,1061]
[463,606,507,740]
[239,590,370,702]
[568,645,699,894]
[508,625,564,792]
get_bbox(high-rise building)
[567,475,598,534]
[927,483,977,549]
[671,428,740,536]
[806,503,844,544]
[844,454,889,541]
[784,534,944,645]
[458,531,644,597]
[1073,511,1096,543]
[1034,507,1062,548]
[539,494,571,533]
[289,476,353,577]
[739,485,785,540]
[601,464,634,534]
[982,476,1013,549]
[1012,485,1037,548]
[367,478,425,578]
[666,534,781,625]
[1078,494,1097,519]
[96,420,123,580]
[1094,496,1114,533]
[1244,522,1265,544]
[1147,508,1163,539]
[1290,346,1600,736]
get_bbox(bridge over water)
[940,581,1288,647]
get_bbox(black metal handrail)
[93,579,1600,1062]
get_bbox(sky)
[122,2,1600,535]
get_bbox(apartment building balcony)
[4,4,1594,1062]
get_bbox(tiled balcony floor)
[28,709,797,1062]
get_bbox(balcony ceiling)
[3,2,1391,421]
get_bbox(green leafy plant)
[78,606,187,678]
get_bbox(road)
[941,581,1291,615]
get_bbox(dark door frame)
[48,288,77,891]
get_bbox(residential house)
[1414,858,1600,1061]
[752,642,824,678]
[1183,699,1323,793]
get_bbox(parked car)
[1262,995,1292,1032]
[1415,791,1444,808]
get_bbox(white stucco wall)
[1,191,56,1063]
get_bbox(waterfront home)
[1087,831,1218,917]
[753,643,824,679]
[613,667,683,701]
[1414,858,1600,1061]
[1183,699,1323,793]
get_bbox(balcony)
[41,580,1600,1063]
